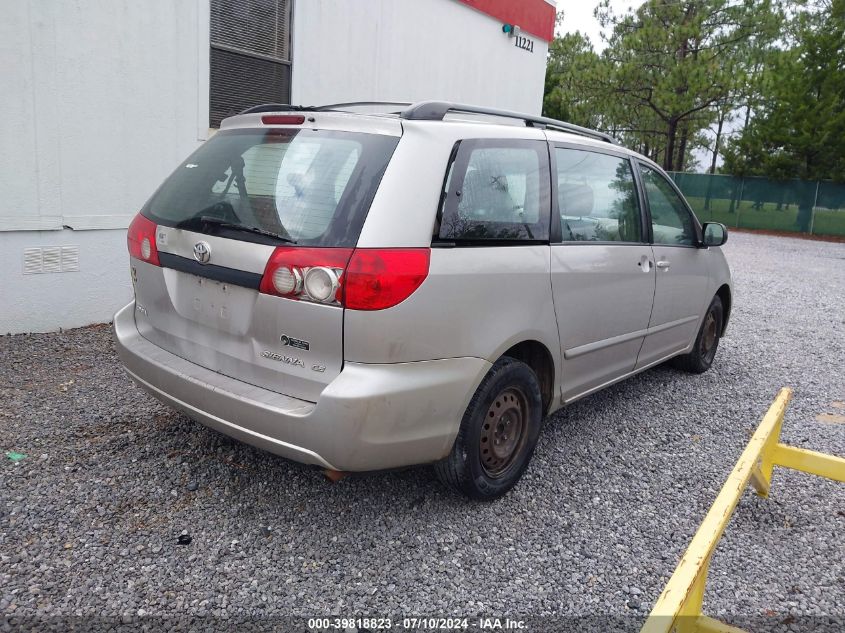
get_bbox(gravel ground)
[1,231,844,632]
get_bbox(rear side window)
[438,139,550,242]
[143,128,398,247]
[555,148,642,243]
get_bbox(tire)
[671,295,724,374]
[434,356,543,500]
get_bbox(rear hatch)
[129,116,400,402]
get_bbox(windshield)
[142,128,399,247]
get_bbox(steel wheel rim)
[479,387,528,478]
[700,311,718,360]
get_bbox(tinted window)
[555,149,642,242]
[143,128,398,247]
[640,165,697,246]
[438,139,550,241]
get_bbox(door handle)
[638,255,652,272]
[656,260,671,270]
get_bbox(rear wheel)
[435,356,543,500]
[672,296,723,374]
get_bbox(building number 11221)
[514,35,534,53]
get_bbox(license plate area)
[165,270,256,335]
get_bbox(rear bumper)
[113,302,489,471]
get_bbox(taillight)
[259,247,430,310]
[127,213,160,266]
[260,248,353,305]
[345,249,430,310]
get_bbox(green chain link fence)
[667,172,845,238]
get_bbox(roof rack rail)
[238,101,618,144]
[239,102,411,116]
[238,103,318,115]
[314,101,411,111]
[400,101,618,145]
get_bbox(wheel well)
[502,341,555,414]
[716,284,731,335]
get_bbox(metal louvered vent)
[22,246,80,275]
[210,0,289,60]
[209,0,291,128]
[210,48,291,127]
[23,248,42,275]
[41,247,62,273]
[61,246,80,272]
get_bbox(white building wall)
[1,0,552,334]
[291,0,550,114]
[0,230,131,334]
[0,0,210,334]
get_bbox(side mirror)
[702,222,728,247]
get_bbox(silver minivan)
[114,101,732,499]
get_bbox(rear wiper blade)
[179,215,296,244]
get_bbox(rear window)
[142,128,399,247]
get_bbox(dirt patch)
[816,413,845,424]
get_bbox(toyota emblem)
[193,241,211,264]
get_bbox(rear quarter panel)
[343,247,561,393]
[347,121,560,385]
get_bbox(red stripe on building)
[457,0,556,42]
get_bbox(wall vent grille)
[22,246,80,275]
[61,247,80,272]
[42,247,62,273]
[23,248,42,275]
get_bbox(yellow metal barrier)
[641,387,845,633]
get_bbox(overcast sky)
[558,1,639,50]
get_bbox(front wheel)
[672,295,723,374]
[434,356,543,500]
